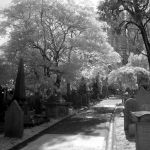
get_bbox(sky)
[0,0,12,8]
[0,0,100,45]
[0,0,100,8]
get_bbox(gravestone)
[131,111,150,150]
[69,92,73,105]
[87,94,90,105]
[77,94,82,108]
[0,85,4,122]
[82,94,88,106]
[35,98,42,114]
[124,98,139,133]
[73,92,78,108]
[67,94,71,102]
[5,100,24,138]
[141,104,150,111]
[62,95,68,102]
[134,87,150,110]
[47,94,56,103]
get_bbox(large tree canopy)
[108,66,150,91]
[97,0,150,68]
[127,52,149,70]
[0,0,121,93]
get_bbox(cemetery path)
[19,98,122,150]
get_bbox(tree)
[127,52,149,70]
[0,0,91,89]
[0,56,17,85]
[97,0,150,68]
[0,0,120,94]
[108,66,150,91]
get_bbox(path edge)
[8,106,90,150]
[105,106,117,150]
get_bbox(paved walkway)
[20,98,122,150]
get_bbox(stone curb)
[105,106,117,150]
[8,102,98,150]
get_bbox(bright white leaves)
[108,66,150,91]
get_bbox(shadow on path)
[47,112,110,136]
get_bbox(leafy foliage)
[127,52,149,70]
[0,0,121,93]
[97,0,150,67]
[108,66,150,91]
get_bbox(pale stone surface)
[4,100,24,138]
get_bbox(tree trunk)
[140,24,150,69]
[67,83,71,102]
[67,83,71,95]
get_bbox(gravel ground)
[115,111,136,150]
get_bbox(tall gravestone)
[12,58,26,106]
[82,94,88,106]
[5,100,24,138]
[77,94,82,108]
[73,92,78,108]
[87,93,90,105]
[0,85,4,122]
[134,87,150,110]
[124,98,140,133]
[35,98,42,114]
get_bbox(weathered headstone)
[77,94,82,108]
[82,94,88,106]
[87,93,90,106]
[131,111,150,150]
[5,100,24,138]
[141,104,150,111]
[67,94,71,102]
[124,98,139,133]
[134,87,150,110]
[35,98,42,114]
[73,92,78,108]
[129,123,136,137]
[62,94,68,102]
[22,101,29,115]
[47,94,56,103]
[0,85,4,122]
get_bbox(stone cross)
[4,100,24,138]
